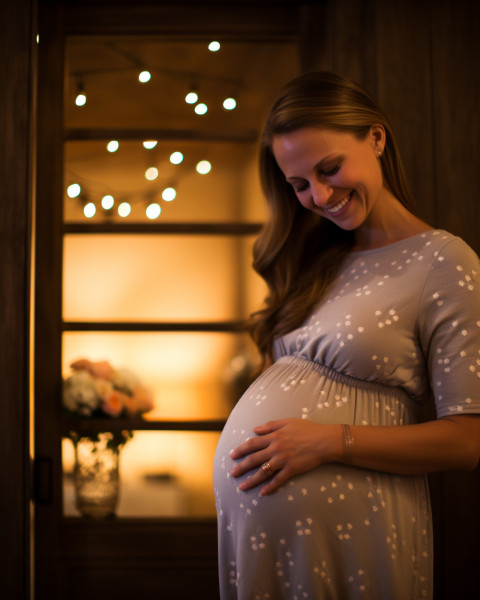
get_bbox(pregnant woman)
[213,71,480,600]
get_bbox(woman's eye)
[324,165,340,177]
[295,182,309,193]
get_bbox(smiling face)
[272,126,393,236]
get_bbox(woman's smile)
[324,191,353,216]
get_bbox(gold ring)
[261,461,274,478]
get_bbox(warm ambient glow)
[196,160,211,175]
[107,140,119,153]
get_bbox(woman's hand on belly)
[230,419,344,495]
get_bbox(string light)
[118,202,131,217]
[75,90,87,106]
[208,41,221,52]
[185,91,198,104]
[162,187,176,201]
[138,70,151,83]
[143,140,158,149]
[170,152,183,165]
[67,183,81,198]
[223,97,236,110]
[83,202,96,218]
[146,203,161,219]
[101,195,114,210]
[145,167,159,180]
[196,160,212,175]
[107,140,119,152]
[194,103,208,115]
[74,76,87,106]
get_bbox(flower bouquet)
[63,358,154,448]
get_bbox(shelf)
[65,127,258,143]
[62,418,226,435]
[62,320,248,332]
[63,222,262,235]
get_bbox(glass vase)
[73,433,120,518]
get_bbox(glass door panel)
[64,139,265,224]
[63,430,221,517]
[63,234,266,322]
[65,37,298,131]
[62,331,260,420]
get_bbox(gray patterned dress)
[213,230,480,600]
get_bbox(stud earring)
[377,150,383,157]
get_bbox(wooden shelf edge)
[62,418,226,434]
[62,320,248,332]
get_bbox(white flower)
[63,370,99,416]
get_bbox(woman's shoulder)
[427,230,480,265]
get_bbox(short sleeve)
[418,237,480,417]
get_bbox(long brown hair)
[249,71,416,363]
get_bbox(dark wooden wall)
[0,0,36,599]
[305,1,480,597]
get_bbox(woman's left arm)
[230,415,480,496]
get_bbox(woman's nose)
[310,180,333,207]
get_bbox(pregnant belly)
[213,356,431,600]
[213,354,422,529]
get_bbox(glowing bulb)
[138,70,151,83]
[101,195,114,210]
[146,203,161,219]
[162,187,176,202]
[107,140,119,152]
[36,34,39,44]
[196,160,212,175]
[143,140,157,149]
[67,183,81,198]
[83,202,96,218]
[223,97,236,110]
[170,152,183,165]
[195,103,208,115]
[145,167,158,180]
[75,93,86,106]
[118,202,131,217]
[185,92,198,104]
[208,41,221,52]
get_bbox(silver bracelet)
[342,424,354,465]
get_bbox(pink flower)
[71,359,115,381]
[101,389,129,417]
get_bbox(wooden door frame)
[0,0,37,598]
